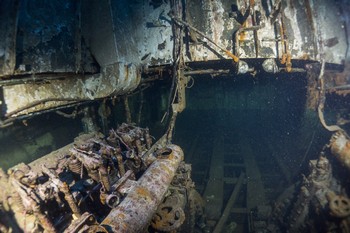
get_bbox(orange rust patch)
[117,213,126,219]
[300,53,310,60]
[239,22,247,41]
[135,187,152,200]
[167,152,175,160]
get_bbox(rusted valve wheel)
[329,195,350,218]
[151,205,185,232]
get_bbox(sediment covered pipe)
[101,144,184,232]
[330,131,350,170]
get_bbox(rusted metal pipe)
[116,154,125,177]
[42,166,82,219]
[99,166,111,192]
[61,182,82,218]
[101,144,184,232]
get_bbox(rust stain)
[300,53,310,60]
[304,0,315,34]
[239,22,248,41]
[117,213,126,219]
[135,186,152,200]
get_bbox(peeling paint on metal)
[3,63,141,116]
[185,0,347,63]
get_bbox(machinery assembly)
[0,124,204,232]
[1,0,350,232]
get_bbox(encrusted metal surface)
[0,0,349,118]
[0,0,19,77]
[2,0,347,75]
[82,0,174,66]
[101,145,184,233]
[311,0,348,64]
[185,0,347,64]
[330,131,350,170]
[3,63,140,117]
[0,0,98,77]
[0,124,203,232]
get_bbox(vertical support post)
[167,0,186,142]
[81,107,99,133]
[123,96,132,123]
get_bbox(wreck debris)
[0,123,204,232]
[123,96,132,124]
[269,143,350,232]
[277,12,292,73]
[330,131,350,170]
[262,58,279,73]
[151,190,186,232]
[237,60,251,74]
[170,15,239,63]
[42,165,82,219]
[327,191,350,218]
[102,145,183,232]
[63,212,108,233]
[317,60,343,132]
[213,172,245,233]
[165,1,186,143]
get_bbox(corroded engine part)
[114,123,152,157]
[326,191,350,218]
[270,145,350,232]
[0,124,203,232]
[151,190,186,232]
[64,212,108,233]
[284,155,333,232]
[101,144,184,232]
[330,131,350,170]
[0,168,27,233]
[150,161,206,233]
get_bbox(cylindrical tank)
[101,144,184,232]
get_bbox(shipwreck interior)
[1,0,350,232]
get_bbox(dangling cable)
[317,60,343,132]
[166,0,186,142]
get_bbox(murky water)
[0,113,83,170]
[173,72,331,232]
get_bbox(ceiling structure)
[0,0,349,126]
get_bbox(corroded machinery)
[0,124,205,233]
[257,130,350,233]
